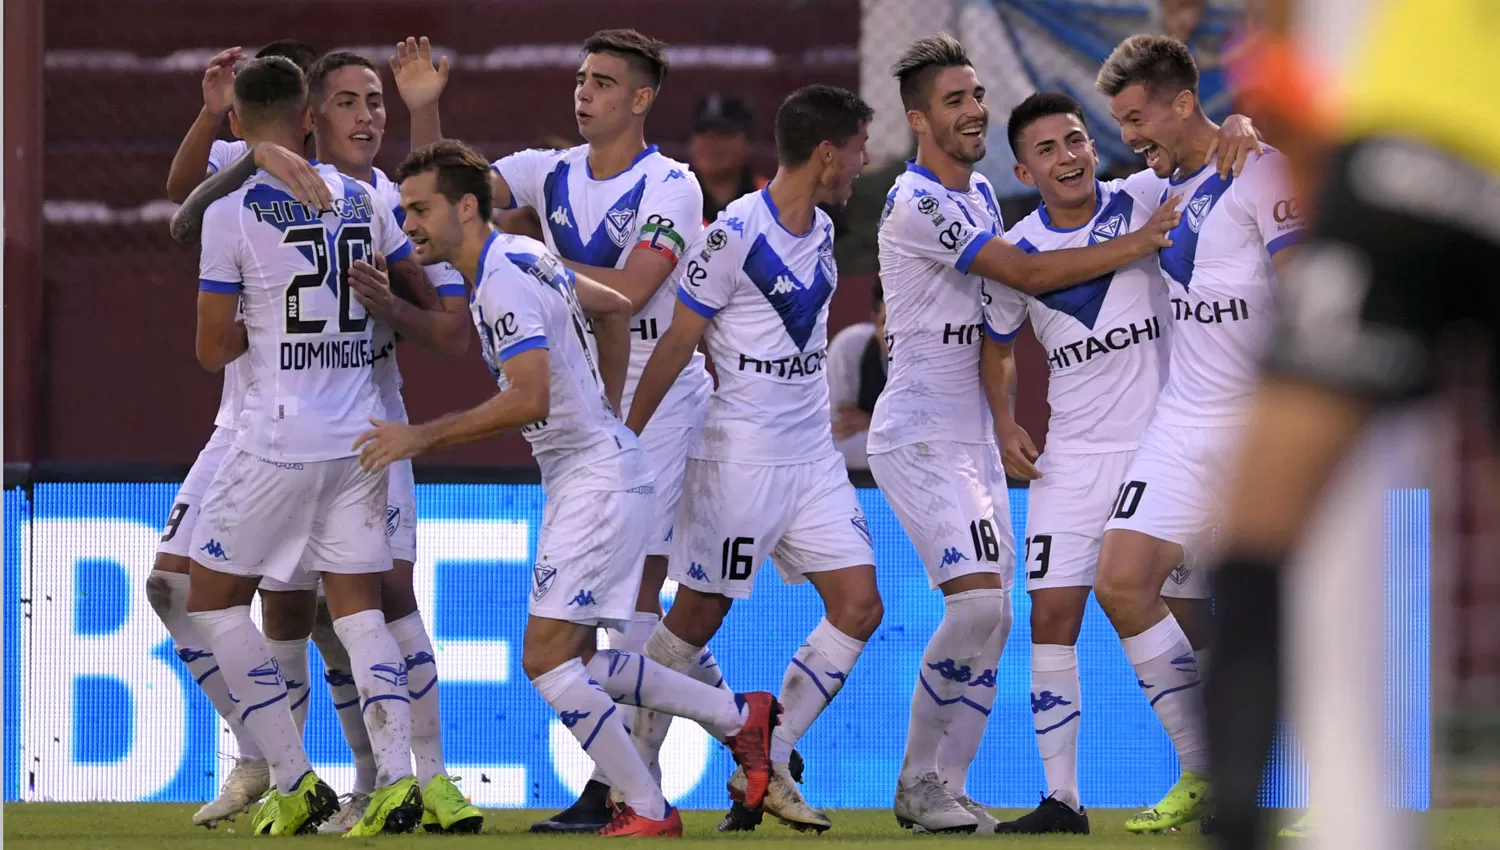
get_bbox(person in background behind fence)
[826,279,887,472]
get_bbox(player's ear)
[1088,138,1099,165]
[632,86,654,117]
[228,108,244,141]
[1173,89,1195,120]
[1013,162,1036,189]
[905,108,927,136]
[299,105,313,136]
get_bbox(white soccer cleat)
[893,772,979,834]
[316,791,370,834]
[953,793,999,832]
[729,763,832,833]
[192,757,270,828]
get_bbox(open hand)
[391,36,450,112]
[353,418,430,471]
[1142,195,1182,249]
[1208,114,1265,178]
[203,47,245,117]
[349,253,395,316]
[254,143,332,211]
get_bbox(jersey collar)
[472,230,500,299]
[1038,181,1104,233]
[904,158,971,193]
[585,144,659,181]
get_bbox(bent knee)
[829,592,883,641]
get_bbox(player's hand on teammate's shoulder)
[391,36,450,111]
[202,47,244,118]
[251,143,332,211]
[1137,195,1182,250]
[1209,114,1265,179]
[349,252,396,316]
[354,418,429,471]
[997,420,1042,481]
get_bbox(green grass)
[4,805,1500,849]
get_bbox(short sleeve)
[371,196,414,266]
[479,255,555,361]
[884,189,996,275]
[493,148,564,212]
[1234,152,1306,256]
[207,140,249,175]
[982,279,1028,342]
[198,198,244,293]
[632,171,704,269]
[426,262,467,299]
[674,216,743,318]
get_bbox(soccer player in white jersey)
[169,50,482,835]
[625,85,882,834]
[353,140,781,838]
[185,57,427,837]
[868,36,1186,835]
[392,31,724,831]
[1090,35,1305,833]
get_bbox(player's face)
[399,171,462,265]
[1108,82,1183,178]
[817,123,870,207]
[314,66,385,169]
[920,65,989,165]
[575,52,647,143]
[1015,113,1098,210]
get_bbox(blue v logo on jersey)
[1159,172,1234,288]
[743,234,834,350]
[1028,186,1136,330]
[542,161,648,267]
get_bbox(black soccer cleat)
[994,795,1090,835]
[529,779,614,833]
[716,800,765,832]
[788,748,805,784]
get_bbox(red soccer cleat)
[598,805,683,838]
[726,692,781,810]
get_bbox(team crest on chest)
[1092,212,1127,242]
[606,207,637,248]
[817,237,837,282]
[1186,195,1213,233]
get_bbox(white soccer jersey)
[1152,150,1305,427]
[675,189,840,465]
[493,144,711,426]
[985,174,1171,453]
[207,139,248,174]
[366,167,467,423]
[867,161,1006,454]
[470,230,643,485]
[198,164,411,461]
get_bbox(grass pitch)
[5,805,1500,848]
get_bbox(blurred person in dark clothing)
[690,93,766,223]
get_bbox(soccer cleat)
[893,772,979,834]
[995,795,1091,835]
[345,775,423,837]
[251,791,281,835]
[1278,808,1321,838]
[421,775,484,834]
[1124,770,1212,833]
[953,794,1001,832]
[728,762,832,833]
[316,792,369,835]
[598,804,683,837]
[529,779,615,833]
[715,801,764,832]
[267,772,339,836]
[193,757,270,828]
[724,692,780,810]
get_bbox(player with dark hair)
[356,138,782,839]
[621,84,879,835]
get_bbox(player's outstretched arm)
[166,47,243,203]
[354,347,551,471]
[572,271,634,413]
[972,196,1181,295]
[559,248,678,315]
[624,299,709,435]
[980,335,1040,480]
[349,253,471,358]
[169,143,331,244]
[391,36,448,150]
[195,290,247,372]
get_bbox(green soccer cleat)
[345,775,423,837]
[1279,807,1321,838]
[1124,771,1212,833]
[267,772,339,836]
[421,775,484,834]
[251,791,281,835]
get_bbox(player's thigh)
[156,426,237,569]
[522,615,598,679]
[530,477,653,631]
[668,457,789,601]
[1101,425,1227,561]
[189,446,318,581]
[772,453,880,624]
[1025,451,1131,592]
[869,441,1010,591]
[638,424,695,559]
[259,588,317,641]
[303,458,392,615]
[385,459,418,565]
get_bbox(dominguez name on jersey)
[280,338,376,371]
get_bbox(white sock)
[1122,615,1208,775]
[691,645,729,690]
[333,609,414,788]
[534,658,666,820]
[634,623,713,781]
[586,649,745,738]
[1030,643,1082,811]
[905,589,1008,786]
[146,570,262,760]
[1194,645,1211,680]
[387,611,444,787]
[266,637,311,737]
[771,618,865,764]
[936,591,1011,794]
[310,618,376,794]
[188,606,310,793]
[591,613,660,786]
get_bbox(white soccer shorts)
[386,458,418,564]
[157,426,235,559]
[868,441,1014,591]
[1024,450,1210,598]
[528,452,655,631]
[190,448,392,590]
[668,451,875,600]
[1102,420,1240,564]
[638,424,695,559]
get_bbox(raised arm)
[170,142,331,245]
[391,36,448,150]
[166,48,243,203]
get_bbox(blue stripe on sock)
[917,674,963,707]
[713,677,724,688]
[239,690,287,722]
[1149,680,1200,707]
[1036,710,1081,735]
[195,665,221,685]
[790,657,832,702]
[633,655,645,707]
[581,704,617,751]
[958,695,992,716]
[289,687,310,713]
[409,677,437,700]
[362,693,411,714]
[333,697,359,711]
